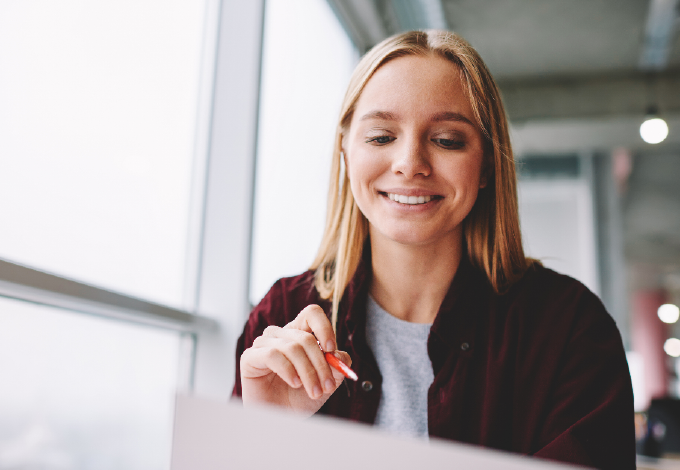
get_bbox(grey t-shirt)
[365,295,435,439]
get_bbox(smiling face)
[344,54,486,250]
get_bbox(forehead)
[353,54,472,121]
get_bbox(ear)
[341,149,348,171]
[479,173,487,189]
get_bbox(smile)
[385,192,439,205]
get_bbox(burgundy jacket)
[233,257,636,469]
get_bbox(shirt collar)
[341,246,371,337]
[429,255,492,349]
[339,245,492,349]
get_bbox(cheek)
[443,157,484,190]
[345,155,363,199]
[347,151,380,190]
[346,152,384,219]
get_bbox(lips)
[380,191,443,205]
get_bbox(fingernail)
[293,376,301,387]
[313,385,322,398]
[326,340,335,352]
[325,378,335,392]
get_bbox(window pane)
[250,0,357,305]
[0,1,210,307]
[0,297,180,470]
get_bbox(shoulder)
[510,264,603,310]
[503,264,620,345]
[505,267,635,465]
[262,270,318,301]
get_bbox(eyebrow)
[359,110,398,121]
[359,110,475,127]
[430,111,475,126]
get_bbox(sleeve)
[231,274,317,398]
[532,286,636,470]
[231,279,288,398]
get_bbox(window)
[0,0,210,308]
[0,298,180,470]
[0,0,356,466]
[250,0,357,305]
[0,1,219,468]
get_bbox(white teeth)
[386,193,433,205]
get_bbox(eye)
[433,137,464,149]
[366,135,395,145]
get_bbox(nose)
[391,137,432,178]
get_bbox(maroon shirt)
[233,257,635,469]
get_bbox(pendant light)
[640,105,669,144]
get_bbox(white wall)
[518,177,600,295]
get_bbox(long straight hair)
[310,30,534,331]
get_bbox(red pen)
[324,351,358,381]
[317,341,358,381]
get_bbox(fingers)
[333,350,352,367]
[241,305,347,401]
[253,325,336,398]
[240,342,302,389]
[284,304,336,353]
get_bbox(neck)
[369,229,464,324]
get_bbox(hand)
[240,304,352,415]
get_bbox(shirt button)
[460,342,470,351]
[361,380,373,392]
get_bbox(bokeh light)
[658,303,680,324]
[664,338,680,357]
[640,117,669,144]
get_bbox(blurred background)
[0,0,679,468]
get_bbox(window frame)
[0,0,267,400]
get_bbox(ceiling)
[442,0,669,78]
[328,0,680,289]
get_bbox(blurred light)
[664,338,680,357]
[640,117,669,144]
[659,303,680,324]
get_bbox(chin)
[370,221,462,248]
[376,227,442,247]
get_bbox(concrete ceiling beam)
[498,70,680,123]
[326,0,449,52]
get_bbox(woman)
[233,30,635,469]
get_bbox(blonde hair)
[310,30,534,331]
